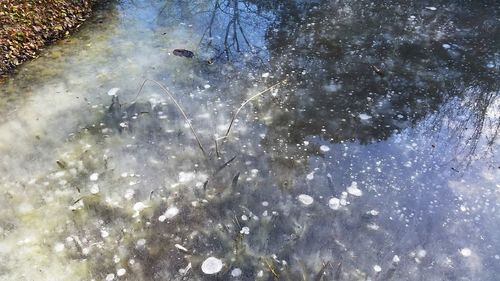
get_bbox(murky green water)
[0,1,499,280]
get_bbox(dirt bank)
[0,0,96,77]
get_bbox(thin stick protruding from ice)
[218,80,284,142]
[133,79,206,156]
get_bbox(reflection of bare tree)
[156,0,271,62]
[197,0,271,60]
[426,89,499,166]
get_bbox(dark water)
[0,1,499,280]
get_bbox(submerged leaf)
[173,49,194,58]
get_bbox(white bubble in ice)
[204,84,211,89]
[297,194,314,205]
[174,244,189,252]
[347,182,363,196]
[201,257,223,275]
[231,268,242,277]
[107,88,120,96]
[89,173,99,181]
[164,207,179,219]
[179,172,196,183]
[261,72,270,78]
[442,43,451,49]
[392,255,400,263]
[101,230,109,238]
[124,189,135,200]
[425,6,437,10]
[373,265,382,272]
[323,83,339,92]
[328,197,341,210]
[133,202,147,212]
[90,184,100,194]
[460,248,472,257]
[306,171,315,180]
[359,113,372,120]
[417,249,427,258]
[54,242,65,252]
[117,268,126,276]
[105,273,115,281]
[320,145,330,152]
[240,227,250,235]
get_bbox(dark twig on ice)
[215,155,237,175]
[231,172,240,189]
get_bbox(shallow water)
[0,1,499,280]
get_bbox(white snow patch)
[261,72,270,78]
[297,194,314,205]
[201,257,223,275]
[347,182,363,196]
